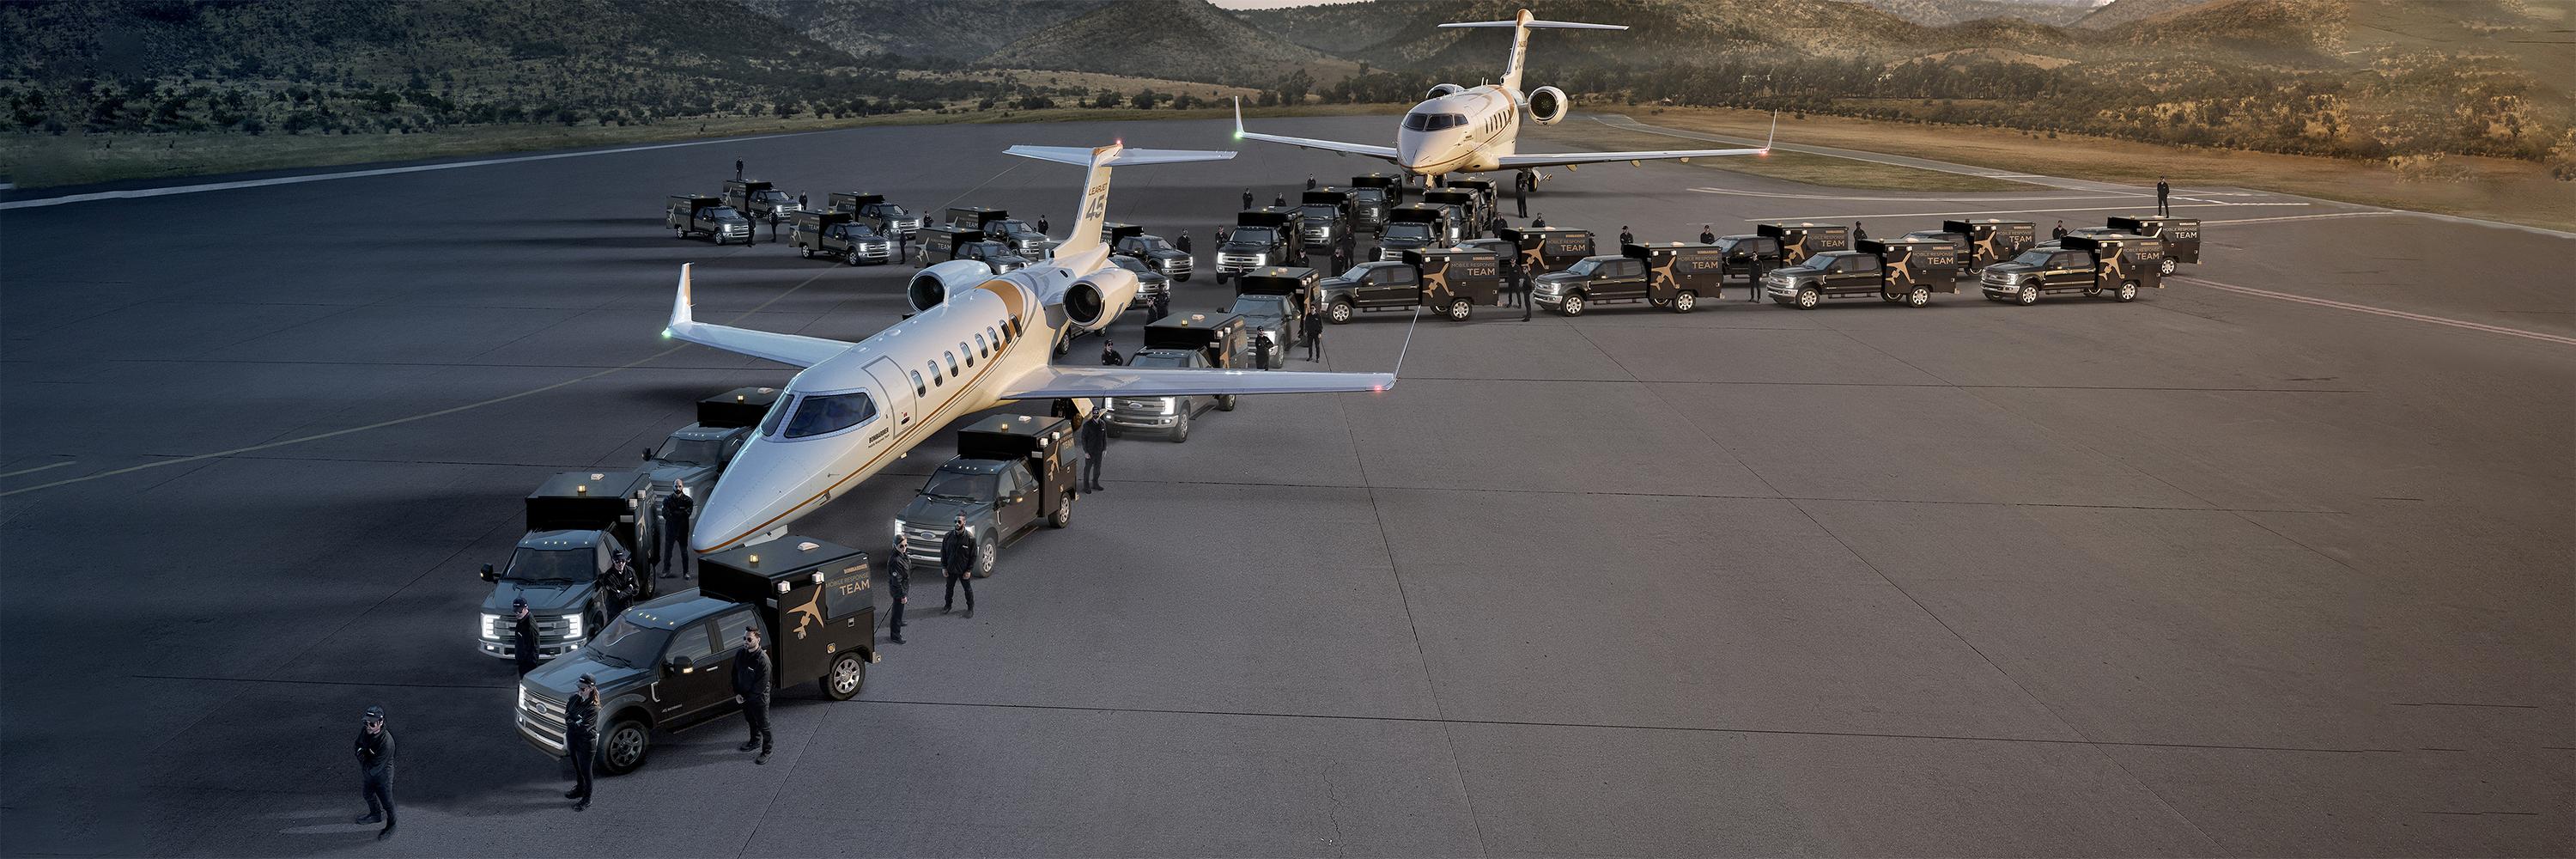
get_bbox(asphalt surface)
[2,113,2568,857]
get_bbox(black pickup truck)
[894,415,1078,576]
[1756,222,1851,266]
[516,535,878,775]
[1979,232,2163,304]
[477,471,659,664]
[788,211,894,265]
[921,226,1030,274]
[1374,204,1449,261]
[1103,222,1194,282]
[723,179,802,222]
[1762,237,1964,308]
[1298,189,1357,271]
[666,195,750,244]
[2106,216,2200,275]
[1941,219,2037,271]
[1316,248,1504,323]
[1218,208,1304,283]
[827,192,923,238]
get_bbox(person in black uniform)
[1100,338,1122,366]
[734,159,744,180]
[1521,273,1534,322]
[1698,225,1717,244]
[733,626,773,764]
[1529,213,1547,228]
[2050,220,2069,240]
[1079,413,1108,493]
[1150,291,1170,322]
[1253,332,1273,371]
[1036,214,1050,234]
[511,599,538,676]
[1272,193,1287,208]
[659,479,694,580]
[1488,214,1508,236]
[1176,229,1193,254]
[564,675,597,810]
[355,705,395,839]
[1302,308,1324,362]
[1618,226,1634,247]
[1514,172,1529,217]
[1852,222,1868,241]
[885,536,910,644]
[941,516,975,618]
[2156,176,2171,216]
[600,550,636,622]
[1305,174,1317,191]
[1242,188,1255,210]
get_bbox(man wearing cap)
[659,479,695,581]
[601,551,637,623]
[355,706,396,839]
[1100,338,1122,367]
[885,536,910,644]
[1619,225,1634,247]
[941,515,976,618]
[1078,411,1108,494]
[564,675,598,810]
[732,627,774,764]
[1698,225,1717,245]
[511,599,538,676]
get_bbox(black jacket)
[661,490,694,524]
[732,648,772,704]
[1176,235,1192,253]
[1101,347,1122,366]
[513,614,538,662]
[1619,232,1634,246]
[355,728,395,778]
[1079,417,1107,454]
[1301,313,1323,338]
[941,527,975,578]
[1852,228,1869,241]
[1698,232,1716,244]
[564,693,598,751]
[887,557,909,600]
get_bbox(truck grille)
[1113,398,1168,412]
[900,523,948,568]
[1161,258,1192,276]
[1218,253,1261,271]
[519,686,569,754]
[853,243,892,262]
[484,613,580,655]
[891,217,921,235]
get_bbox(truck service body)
[894,415,1078,576]
[722,180,802,222]
[516,536,878,774]
[945,208,1048,256]
[1763,237,1963,308]
[1299,189,1358,270]
[1375,204,1451,261]
[1497,227,1597,283]
[1318,249,1503,323]
[637,387,778,497]
[2106,216,2201,275]
[1942,219,2038,271]
[827,192,923,237]
[1218,208,1305,282]
[1420,190,1484,240]
[666,195,750,244]
[1445,178,1498,222]
[1102,222,1194,282]
[1980,232,2162,304]
[788,211,895,265]
[478,471,659,662]
[920,226,1030,274]
[1756,222,1852,266]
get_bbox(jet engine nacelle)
[1425,83,1464,101]
[908,259,992,313]
[1050,266,1136,332]
[1526,87,1567,125]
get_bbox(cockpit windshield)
[1402,113,1468,131]
[780,392,878,440]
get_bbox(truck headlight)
[1158,398,1177,414]
[480,612,499,639]
[562,612,582,640]
[517,684,529,712]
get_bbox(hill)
[738,0,1114,63]
[981,1,1358,88]
[1849,0,2103,27]
[2075,0,2211,27]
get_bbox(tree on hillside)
[1275,70,1312,107]
[1130,89,1158,110]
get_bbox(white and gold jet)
[665,141,1394,552]
[1234,9,1771,180]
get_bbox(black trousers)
[361,772,394,824]
[945,571,974,609]
[888,599,905,637]
[1083,449,1103,490]
[567,743,593,799]
[744,703,772,754]
[659,521,691,576]
[1306,334,1321,361]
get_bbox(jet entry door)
[863,356,917,430]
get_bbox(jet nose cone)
[688,451,799,553]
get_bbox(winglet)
[1764,111,1778,153]
[665,263,694,338]
[1232,96,1244,140]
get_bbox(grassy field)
[1603,107,2576,233]
[1557,125,2044,192]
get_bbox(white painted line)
[2197,211,2399,226]
[1689,186,2145,204]
[2178,277,2576,347]
[1746,202,2308,222]
[0,460,77,478]
[0,130,825,210]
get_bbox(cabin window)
[781,392,878,439]
[974,333,987,358]
[928,360,944,386]
[959,342,974,367]
[987,326,1002,349]
[945,352,958,377]
[909,371,925,397]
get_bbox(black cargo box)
[698,387,783,430]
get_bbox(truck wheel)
[1171,411,1191,443]
[799,247,813,259]
[1795,288,1820,309]
[2117,281,2139,302]
[1907,287,1929,308]
[821,651,866,701]
[974,536,997,578]
[673,227,686,240]
[1560,294,1587,317]
[1048,491,1073,528]
[1177,274,1193,283]
[1672,291,1697,314]
[600,716,651,776]
[2016,284,2039,305]
[2159,257,2178,277]
[1218,394,1237,412]
[846,250,862,267]
[1328,301,1354,325]
[1446,298,1471,320]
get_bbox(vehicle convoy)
[1498,226,1598,284]
[477,471,659,663]
[1107,254,1171,310]
[1103,222,1194,282]
[1532,243,1728,315]
[1375,204,1453,260]
[1705,233,1783,292]
[1980,233,2163,304]
[516,535,878,775]
[1940,219,2037,271]
[2107,216,2200,275]
[1218,208,1305,283]
[1421,189,1484,238]
[1762,237,1963,308]
[1317,248,1503,322]
[946,207,1047,254]
[827,192,923,237]
[920,227,1030,274]
[722,180,803,222]
[1756,222,1851,266]
[666,196,750,244]
[1446,178,1499,220]
[1115,313,1248,439]
[1298,189,1358,271]
[894,415,1078,577]
[637,386,778,497]
[787,211,895,265]
[1228,266,1317,366]
[1346,175,1400,234]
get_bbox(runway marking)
[0,130,827,210]
[0,460,78,478]
[2178,276,2576,348]
[1688,186,2147,203]
[1747,201,2308,222]
[2196,211,2397,226]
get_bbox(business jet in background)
[1234,8,1771,186]
[665,141,1395,552]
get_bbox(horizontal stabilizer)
[1004,145,1236,168]
[1440,19,1625,30]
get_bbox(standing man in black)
[1306,174,1318,191]
[1514,172,1529,217]
[2050,220,2069,240]
[2155,175,2171,216]
[1100,337,1122,366]
[1242,188,1255,210]
[511,599,538,676]
[941,515,975,618]
[600,550,636,623]
[1698,224,1717,244]
[1521,272,1534,321]
[733,626,773,765]
[885,536,910,644]
[1302,308,1324,362]
[1852,222,1868,241]
[1488,213,1508,237]
[1253,332,1274,371]
[1151,291,1170,322]
[354,705,395,840]
[1618,225,1634,247]
[659,479,694,581]
[1176,229,1192,254]
[1037,214,1050,234]
[1079,412,1108,493]
[564,675,598,811]
[1273,193,1287,208]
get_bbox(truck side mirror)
[479,564,497,582]
[666,655,695,674]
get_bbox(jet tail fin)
[1005,143,1234,258]
[1441,9,1626,93]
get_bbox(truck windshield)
[706,207,742,219]
[654,436,725,466]
[1563,259,1601,276]
[1111,256,1150,273]
[996,220,1036,235]
[1230,227,1277,244]
[1130,351,1193,368]
[2008,249,2054,267]
[1231,295,1288,316]
[1384,222,1431,240]
[1352,189,1385,203]
[1300,205,1339,220]
[1133,236,1171,253]
[920,468,998,503]
[583,616,670,668]
[872,204,906,216]
[753,190,789,203]
[503,547,593,584]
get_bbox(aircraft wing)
[997,365,1394,400]
[663,264,853,368]
[1234,98,1400,162]
[1493,147,1767,170]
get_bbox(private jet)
[1234,9,1771,184]
[665,142,1395,552]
